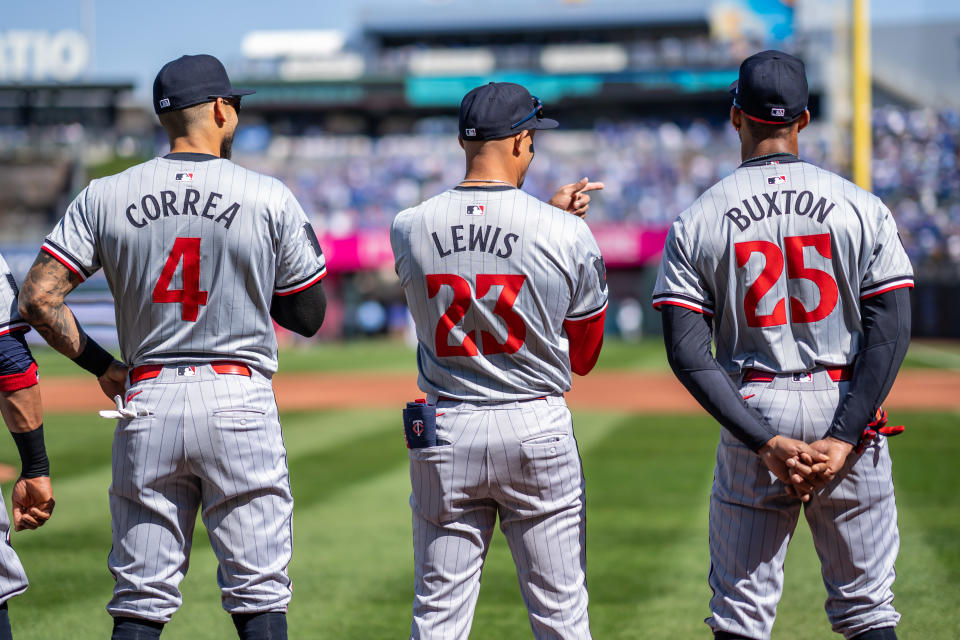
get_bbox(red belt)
[741,366,853,383]
[436,395,548,404]
[129,361,251,385]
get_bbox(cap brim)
[728,80,738,95]
[208,87,256,98]
[530,117,559,130]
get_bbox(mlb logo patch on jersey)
[175,172,194,182]
[767,174,788,185]
[466,204,485,216]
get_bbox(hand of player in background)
[548,177,605,218]
[758,435,828,502]
[807,437,855,488]
[11,475,54,531]
[98,360,129,401]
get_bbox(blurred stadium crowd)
[235,106,960,277]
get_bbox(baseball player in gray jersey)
[653,51,913,640]
[0,253,56,640]
[391,82,608,639]
[19,55,326,640]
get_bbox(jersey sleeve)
[859,203,914,299]
[565,222,609,321]
[273,190,327,296]
[651,217,715,316]
[42,187,100,282]
[0,256,29,336]
[390,209,414,288]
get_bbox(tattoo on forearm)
[19,252,86,358]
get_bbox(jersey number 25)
[735,233,838,327]
[152,237,209,322]
[426,273,527,357]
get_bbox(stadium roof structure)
[359,0,712,41]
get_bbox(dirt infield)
[36,369,960,414]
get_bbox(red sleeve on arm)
[564,310,605,376]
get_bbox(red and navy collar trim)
[739,152,801,168]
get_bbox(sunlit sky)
[4,0,958,100]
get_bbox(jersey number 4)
[152,237,209,322]
[427,273,527,357]
[735,233,838,327]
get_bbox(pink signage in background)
[588,224,669,268]
[317,225,669,273]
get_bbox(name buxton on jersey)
[126,189,240,229]
[725,189,836,231]
[432,223,519,259]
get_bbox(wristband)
[71,338,114,377]
[11,425,49,478]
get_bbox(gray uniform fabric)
[43,154,326,375]
[42,154,323,622]
[392,186,608,402]
[653,159,913,373]
[653,156,913,639]
[0,254,29,338]
[392,185,607,639]
[0,253,30,605]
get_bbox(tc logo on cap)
[465,128,477,137]
[771,107,786,117]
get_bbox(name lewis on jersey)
[432,224,519,259]
[125,190,240,230]
[724,190,835,232]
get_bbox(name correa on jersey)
[725,190,836,231]
[126,189,240,230]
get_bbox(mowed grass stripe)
[583,414,716,639]
[2,408,959,638]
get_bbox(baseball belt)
[129,361,251,384]
[740,365,853,383]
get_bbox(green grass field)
[4,339,959,639]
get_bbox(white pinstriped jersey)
[43,153,326,374]
[0,253,29,337]
[391,185,608,401]
[653,156,914,374]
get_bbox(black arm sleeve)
[827,287,912,445]
[270,281,326,338]
[661,305,777,452]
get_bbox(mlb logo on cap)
[466,204,485,216]
[465,128,477,137]
[771,107,786,117]
[159,98,171,109]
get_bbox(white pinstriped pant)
[0,492,28,607]
[107,364,293,623]
[409,395,591,639]
[708,370,900,639]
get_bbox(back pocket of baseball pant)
[213,408,267,432]
[520,432,574,461]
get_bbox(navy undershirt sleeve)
[660,305,777,452]
[827,287,912,445]
[270,280,326,337]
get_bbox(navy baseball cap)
[153,54,255,115]
[730,50,808,124]
[459,82,559,141]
